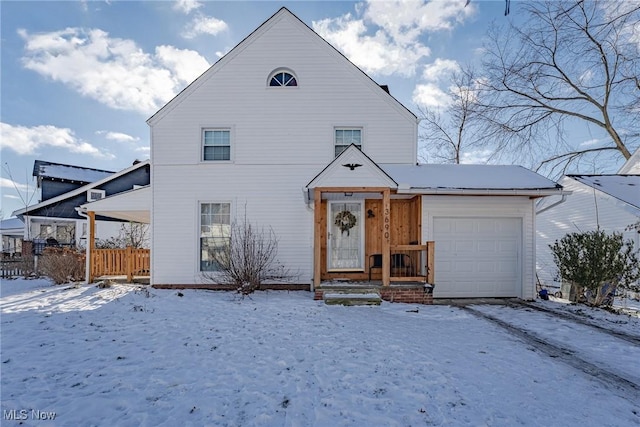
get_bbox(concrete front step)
[323,291,382,306]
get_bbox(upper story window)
[269,70,297,87]
[87,189,105,202]
[203,129,231,161]
[335,128,362,157]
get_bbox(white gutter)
[396,188,566,197]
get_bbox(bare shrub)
[39,247,85,284]
[202,216,294,295]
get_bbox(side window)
[87,189,106,201]
[203,129,231,161]
[200,202,231,271]
[335,128,362,157]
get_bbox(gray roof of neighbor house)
[568,174,640,210]
[13,160,150,218]
[33,160,114,185]
[0,217,24,234]
[381,164,562,195]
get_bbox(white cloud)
[312,0,474,77]
[365,0,475,41]
[313,14,430,77]
[421,58,460,81]
[96,130,139,143]
[412,83,451,108]
[155,45,210,83]
[182,14,228,39]
[461,149,492,164]
[0,122,113,158]
[173,0,202,15]
[18,28,211,115]
[0,177,29,192]
[412,58,461,108]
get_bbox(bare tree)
[203,215,294,295]
[418,67,484,164]
[478,0,639,175]
[2,163,37,239]
[95,222,150,249]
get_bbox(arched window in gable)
[269,70,298,87]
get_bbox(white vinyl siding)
[536,177,640,289]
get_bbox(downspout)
[75,207,91,285]
[535,193,568,215]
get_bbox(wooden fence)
[1,259,28,278]
[91,247,150,282]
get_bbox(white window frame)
[202,128,232,162]
[199,201,232,272]
[87,189,105,202]
[334,127,363,158]
[267,68,298,88]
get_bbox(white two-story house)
[119,8,563,302]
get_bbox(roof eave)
[397,188,567,197]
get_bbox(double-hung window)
[200,202,231,271]
[203,129,230,161]
[335,128,362,157]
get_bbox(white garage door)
[433,217,522,298]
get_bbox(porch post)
[88,211,96,283]
[313,188,322,287]
[382,188,391,286]
[126,246,133,283]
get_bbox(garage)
[433,217,522,298]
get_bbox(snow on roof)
[33,160,114,184]
[0,217,24,231]
[569,174,640,209]
[381,164,561,192]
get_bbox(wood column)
[313,188,322,287]
[88,211,96,283]
[382,188,391,286]
[427,241,435,284]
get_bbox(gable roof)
[382,164,563,196]
[306,144,397,190]
[33,160,114,185]
[618,147,640,174]
[568,174,640,210]
[147,7,416,126]
[12,160,150,217]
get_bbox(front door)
[328,201,364,271]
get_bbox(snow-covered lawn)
[1,278,639,426]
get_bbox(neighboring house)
[1,217,24,257]
[536,151,640,290]
[12,160,150,253]
[86,8,563,301]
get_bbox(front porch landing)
[315,280,434,305]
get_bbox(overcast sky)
[0,1,565,217]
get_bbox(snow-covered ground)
[1,278,639,426]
